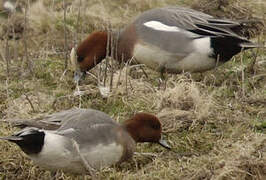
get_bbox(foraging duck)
[71,6,264,81]
[0,108,170,174]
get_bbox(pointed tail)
[0,136,23,142]
[240,42,266,49]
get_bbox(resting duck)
[0,108,170,174]
[70,6,264,81]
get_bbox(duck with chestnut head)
[70,6,265,82]
[0,108,170,174]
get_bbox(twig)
[5,79,10,102]
[248,32,262,75]
[116,63,123,89]
[12,23,18,63]
[75,0,82,43]
[163,73,168,91]
[5,38,10,78]
[0,37,10,78]
[134,152,158,157]
[86,71,98,81]
[104,25,111,87]
[4,14,10,77]
[109,26,114,91]
[98,57,102,83]
[72,139,96,178]
[215,54,220,70]
[240,48,245,98]
[59,69,68,81]
[132,58,149,79]
[63,0,68,70]
[24,94,36,112]
[126,57,136,93]
[103,53,108,87]
[74,81,82,108]
[248,48,259,75]
[125,61,128,96]
[23,0,33,75]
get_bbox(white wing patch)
[143,21,180,32]
[57,128,75,135]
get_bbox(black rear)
[2,129,45,155]
[210,37,253,62]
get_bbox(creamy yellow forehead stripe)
[70,47,78,71]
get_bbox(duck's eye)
[77,56,84,62]
[151,122,161,130]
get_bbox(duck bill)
[158,137,171,149]
[74,70,86,83]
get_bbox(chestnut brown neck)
[123,118,141,142]
[122,113,162,143]
[77,31,115,72]
[76,26,137,72]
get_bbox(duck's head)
[70,31,109,82]
[123,113,171,149]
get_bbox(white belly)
[29,132,124,174]
[133,38,220,73]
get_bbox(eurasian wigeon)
[71,6,264,81]
[0,108,170,174]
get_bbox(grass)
[0,0,266,179]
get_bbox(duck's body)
[71,6,263,81]
[1,108,169,174]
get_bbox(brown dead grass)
[0,0,265,179]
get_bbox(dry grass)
[0,0,266,179]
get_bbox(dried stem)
[125,61,128,96]
[240,48,245,98]
[24,94,36,112]
[116,64,123,89]
[248,49,259,75]
[75,0,82,43]
[5,34,10,77]
[103,52,108,87]
[124,57,134,96]
[248,32,262,75]
[132,58,149,79]
[72,140,96,178]
[23,0,33,75]
[63,0,68,70]
[107,24,116,91]
[60,69,68,81]
[5,79,10,101]
[104,26,110,87]
[77,83,82,108]
[3,13,11,77]
[12,24,18,63]
[108,26,114,91]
